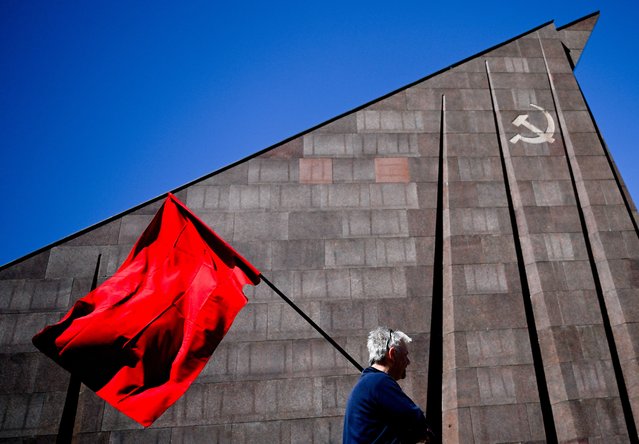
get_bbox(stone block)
[262,138,304,159]
[511,156,570,181]
[0,353,38,395]
[446,133,498,158]
[370,183,418,209]
[356,110,436,133]
[407,209,436,237]
[449,208,510,235]
[355,267,407,300]
[518,38,543,57]
[271,240,324,270]
[374,157,410,183]
[378,297,431,332]
[288,211,342,240]
[171,424,233,443]
[476,182,508,207]
[552,73,580,90]
[229,240,271,272]
[445,111,495,133]
[248,158,297,183]
[227,185,272,210]
[303,133,351,157]
[332,158,375,183]
[223,302,267,342]
[470,403,538,443]
[186,185,229,210]
[200,162,249,186]
[230,419,284,443]
[417,133,440,157]
[197,211,234,241]
[367,91,407,111]
[465,328,533,367]
[314,114,357,133]
[452,293,528,331]
[575,155,614,180]
[267,301,320,339]
[419,71,488,89]
[569,132,604,156]
[489,72,549,90]
[360,133,420,156]
[107,428,172,444]
[66,220,121,247]
[406,88,442,111]
[404,266,434,299]
[416,183,438,208]
[408,157,438,182]
[340,210,373,237]
[0,251,50,280]
[523,205,582,234]
[450,156,502,182]
[327,184,370,208]
[299,158,333,184]
[371,209,409,236]
[529,232,588,261]
[493,88,554,112]
[233,212,288,241]
[531,180,576,206]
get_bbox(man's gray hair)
[367,326,412,365]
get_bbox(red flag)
[32,193,260,426]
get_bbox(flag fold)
[33,193,260,426]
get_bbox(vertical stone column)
[437,57,545,442]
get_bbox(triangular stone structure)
[2,11,638,443]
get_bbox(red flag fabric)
[32,193,260,426]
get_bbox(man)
[343,327,434,443]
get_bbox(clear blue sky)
[1,1,637,266]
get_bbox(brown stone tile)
[299,158,333,184]
[374,157,410,183]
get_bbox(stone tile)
[314,114,357,133]
[249,158,298,183]
[299,158,333,184]
[449,157,502,182]
[0,252,50,280]
[288,211,342,240]
[452,293,528,330]
[332,158,375,183]
[445,111,495,133]
[374,157,410,183]
[569,132,604,156]
[531,180,576,206]
[419,71,488,89]
[199,162,249,186]
[408,157,438,182]
[367,91,407,111]
[233,212,288,241]
[465,328,533,367]
[171,424,233,443]
[449,208,510,235]
[360,133,420,156]
[369,183,418,208]
[65,220,121,247]
[470,403,537,443]
[552,73,580,90]
[262,138,304,159]
[446,133,498,158]
[574,155,614,180]
[117,215,154,244]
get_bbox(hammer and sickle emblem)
[509,104,555,144]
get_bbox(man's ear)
[387,346,396,362]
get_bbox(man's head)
[367,327,412,380]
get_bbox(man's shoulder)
[359,367,394,386]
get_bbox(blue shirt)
[343,367,430,444]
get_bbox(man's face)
[389,340,410,380]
